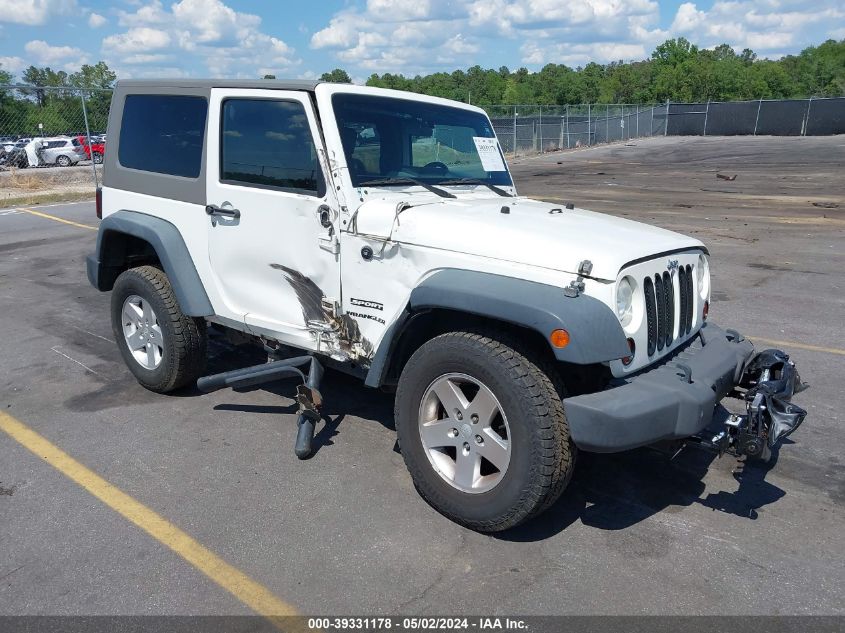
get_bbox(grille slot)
[663,271,674,348]
[686,265,694,333]
[681,264,694,335]
[653,273,665,351]
[679,265,689,337]
[642,263,696,358]
[644,276,657,356]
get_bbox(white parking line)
[50,345,110,379]
[0,200,93,215]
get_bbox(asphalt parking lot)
[1,135,843,617]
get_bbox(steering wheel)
[422,161,449,174]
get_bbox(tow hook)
[197,355,325,459]
[693,349,808,461]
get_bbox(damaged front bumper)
[564,322,807,455]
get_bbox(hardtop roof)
[115,79,322,92]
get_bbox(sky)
[1,0,844,83]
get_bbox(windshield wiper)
[358,177,456,199]
[436,178,513,197]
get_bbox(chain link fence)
[1,85,108,207]
[1,85,844,206]
[486,97,845,156]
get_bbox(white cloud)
[311,13,360,49]
[24,39,89,69]
[103,27,172,54]
[311,2,484,74]
[105,0,298,77]
[312,0,665,73]
[171,0,261,45]
[122,53,172,65]
[0,0,76,26]
[522,41,647,66]
[671,3,705,32]
[88,12,106,28]
[0,56,26,74]
[366,0,434,20]
[669,1,845,55]
[310,0,845,76]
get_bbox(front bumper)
[565,322,755,452]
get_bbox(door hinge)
[320,297,339,319]
[318,235,339,254]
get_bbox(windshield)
[332,93,513,188]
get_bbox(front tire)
[395,331,575,532]
[56,155,71,167]
[111,265,207,393]
[92,151,103,164]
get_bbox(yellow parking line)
[20,207,97,231]
[750,336,845,357]
[0,411,298,623]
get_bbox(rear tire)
[395,330,575,532]
[111,265,207,393]
[92,151,103,164]
[56,155,71,167]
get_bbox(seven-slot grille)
[643,265,694,357]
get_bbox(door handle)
[317,204,333,228]
[206,204,240,219]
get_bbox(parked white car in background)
[37,137,89,166]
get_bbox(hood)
[353,196,705,281]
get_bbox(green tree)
[0,63,13,85]
[69,62,117,90]
[21,65,70,106]
[320,68,352,83]
[652,38,699,66]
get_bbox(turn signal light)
[550,329,570,348]
[622,338,635,366]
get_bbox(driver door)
[205,88,340,345]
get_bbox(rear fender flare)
[90,210,213,317]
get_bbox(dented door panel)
[205,88,341,348]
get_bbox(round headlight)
[697,254,710,299]
[616,276,634,327]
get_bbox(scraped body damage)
[270,264,373,361]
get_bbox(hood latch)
[564,259,593,298]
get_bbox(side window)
[220,98,323,196]
[118,94,207,178]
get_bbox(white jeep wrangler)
[87,80,807,532]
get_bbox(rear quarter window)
[118,94,208,178]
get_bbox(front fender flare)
[365,269,630,386]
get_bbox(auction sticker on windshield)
[473,137,507,172]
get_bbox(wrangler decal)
[346,311,386,325]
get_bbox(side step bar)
[197,355,324,459]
